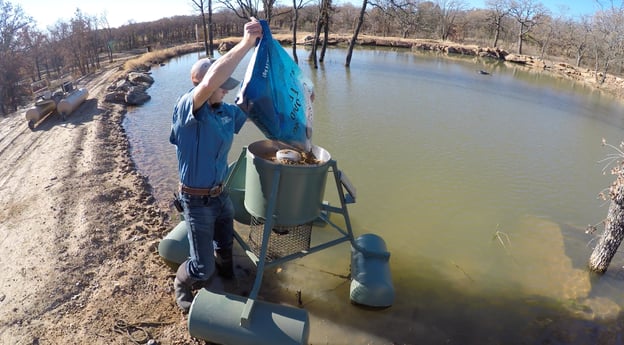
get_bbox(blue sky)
[463,0,602,18]
[22,0,602,30]
[21,0,197,29]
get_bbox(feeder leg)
[330,161,355,242]
[240,298,256,328]
[241,166,281,327]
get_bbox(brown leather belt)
[180,183,223,197]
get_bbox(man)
[169,18,262,313]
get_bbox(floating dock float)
[350,233,395,308]
[188,289,309,345]
[25,99,57,130]
[57,88,88,119]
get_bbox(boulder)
[125,87,151,106]
[104,91,127,104]
[107,78,132,92]
[505,53,530,64]
[128,72,154,85]
[105,72,153,106]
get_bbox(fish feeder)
[159,139,394,345]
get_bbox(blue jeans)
[179,191,234,281]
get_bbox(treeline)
[1,0,623,115]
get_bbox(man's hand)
[241,17,263,49]
[192,17,263,112]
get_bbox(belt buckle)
[209,185,222,198]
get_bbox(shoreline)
[126,35,624,103]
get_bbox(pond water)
[123,47,624,344]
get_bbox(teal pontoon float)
[159,140,394,344]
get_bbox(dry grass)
[122,43,204,71]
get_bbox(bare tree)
[21,27,47,80]
[68,9,91,75]
[508,0,548,54]
[541,13,592,66]
[99,13,115,63]
[332,3,361,33]
[531,15,554,59]
[262,0,279,23]
[47,21,71,75]
[572,16,592,67]
[219,0,259,19]
[308,0,331,68]
[374,0,422,39]
[485,0,510,47]
[191,0,214,57]
[435,0,466,41]
[345,0,367,67]
[591,0,624,84]
[291,0,312,63]
[0,0,32,114]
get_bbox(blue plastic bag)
[236,20,314,151]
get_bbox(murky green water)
[124,47,624,344]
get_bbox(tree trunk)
[292,0,299,64]
[589,202,624,274]
[320,16,329,62]
[201,12,210,57]
[493,19,501,48]
[600,60,610,84]
[576,51,582,67]
[308,15,323,68]
[589,174,624,273]
[208,0,215,58]
[107,42,114,63]
[517,22,525,54]
[346,0,367,67]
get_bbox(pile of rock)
[105,71,154,106]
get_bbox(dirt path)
[0,64,198,344]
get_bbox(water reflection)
[124,47,624,344]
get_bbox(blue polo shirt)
[170,89,247,188]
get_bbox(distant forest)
[1,0,623,114]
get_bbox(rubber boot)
[174,261,196,313]
[198,273,225,293]
[215,248,234,279]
